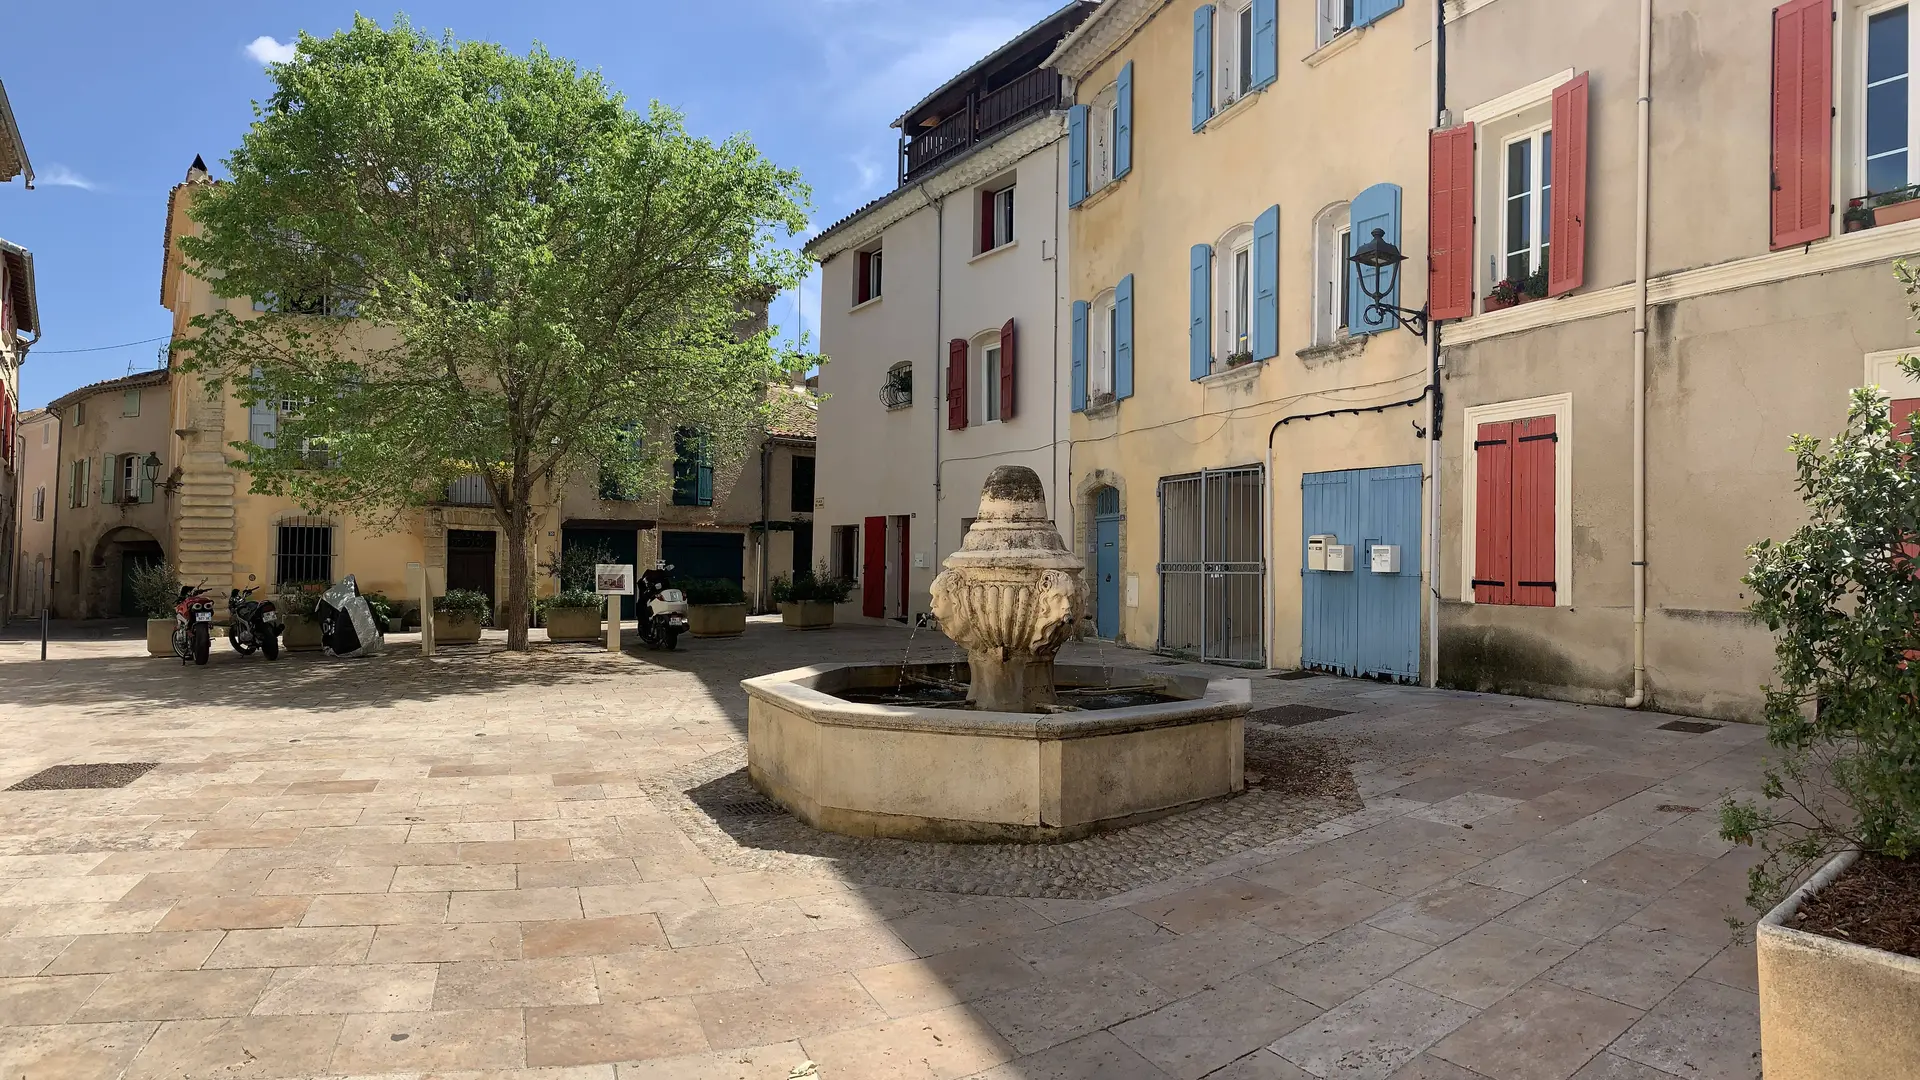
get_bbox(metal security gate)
[1158,465,1265,665]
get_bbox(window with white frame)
[984,184,1015,251]
[1215,224,1255,364]
[1317,0,1354,47]
[121,454,139,502]
[1090,85,1118,193]
[1865,2,1914,195]
[32,486,44,521]
[1500,126,1554,286]
[853,244,883,305]
[1219,1,1256,105]
[1090,289,1118,400]
[978,336,1005,423]
[1313,204,1353,345]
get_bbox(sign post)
[596,563,634,654]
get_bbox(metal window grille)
[447,473,491,506]
[1158,465,1266,665]
[274,520,335,585]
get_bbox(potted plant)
[683,578,749,637]
[539,589,604,642]
[276,581,328,651]
[432,589,491,643]
[1873,184,1920,227]
[1225,350,1255,368]
[1521,262,1551,302]
[1720,360,1920,1079]
[772,564,854,630]
[128,561,182,656]
[1846,198,1875,233]
[1484,278,1524,312]
[360,591,399,634]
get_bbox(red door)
[862,516,886,619]
[896,516,911,620]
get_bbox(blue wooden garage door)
[1301,465,1422,680]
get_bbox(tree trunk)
[504,497,531,651]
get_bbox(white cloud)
[38,164,97,191]
[245,35,298,64]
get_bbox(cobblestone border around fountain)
[640,724,1365,899]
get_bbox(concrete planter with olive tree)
[1720,372,1920,1080]
[432,590,491,644]
[126,562,183,657]
[683,579,749,637]
[773,568,852,631]
[542,591,605,642]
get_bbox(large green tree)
[174,15,810,649]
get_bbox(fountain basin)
[742,663,1250,842]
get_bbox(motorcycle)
[317,575,384,658]
[172,583,217,666]
[227,586,282,661]
[636,563,689,651]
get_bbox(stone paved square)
[0,619,1767,1078]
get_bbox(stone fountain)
[742,466,1249,842]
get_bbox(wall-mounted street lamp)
[1349,227,1429,340]
[142,452,182,496]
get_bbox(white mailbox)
[1324,543,1354,572]
[1307,534,1335,571]
[1370,544,1401,574]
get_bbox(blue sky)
[3,1,1064,409]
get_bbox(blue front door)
[1301,465,1422,680]
[1095,517,1120,638]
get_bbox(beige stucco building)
[1051,0,1437,672]
[807,4,1090,626]
[11,408,52,615]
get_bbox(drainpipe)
[1624,0,1653,708]
[758,436,772,613]
[1427,0,1446,688]
[928,185,944,623]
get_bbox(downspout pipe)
[1427,0,1446,688]
[758,437,772,612]
[1624,0,1653,708]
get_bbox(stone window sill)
[1296,335,1369,367]
[1197,361,1264,387]
[969,241,1018,265]
[1304,27,1367,68]
[1199,84,1267,132]
[848,296,882,314]
[1082,394,1120,419]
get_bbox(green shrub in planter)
[683,578,749,637]
[275,580,329,618]
[361,591,397,632]
[434,589,494,623]
[539,589,605,641]
[682,578,748,606]
[770,564,855,605]
[127,562,182,620]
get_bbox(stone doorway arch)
[89,526,165,619]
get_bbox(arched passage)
[89,526,165,618]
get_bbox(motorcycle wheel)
[262,633,279,661]
[638,630,662,651]
[191,626,211,666]
[231,634,256,655]
[664,630,680,652]
[173,629,190,662]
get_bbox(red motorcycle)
[172,584,216,666]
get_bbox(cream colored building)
[11,408,53,615]
[1431,0,1920,720]
[36,371,172,618]
[808,3,1090,625]
[1052,0,1436,672]
[1,239,37,620]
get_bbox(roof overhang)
[890,0,1098,129]
[0,237,40,348]
[46,369,169,415]
[0,82,31,189]
[1044,0,1175,81]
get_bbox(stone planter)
[1874,198,1920,227]
[1757,849,1920,1080]
[780,601,835,630]
[690,603,748,638]
[543,606,603,643]
[281,613,324,652]
[146,619,174,657]
[432,612,483,643]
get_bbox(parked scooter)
[172,583,216,666]
[227,586,282,660]
[636,563,689,651]
[317,576,384,658]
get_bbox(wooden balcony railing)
[901,68,1062,183]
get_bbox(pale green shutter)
[139,455,156,503]
[101,455,116,502]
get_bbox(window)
[1090,84,1119,192]
[1867,3,1913,194]
[831,524,860,581]
[69,458,89,508]
[854,245,883,305]
[1217,1,1256,103]
[881,361,913,409]
[32,486,44,521]
[1212,225,1255,365]
[980,184,1015,252]
[980,341,1004,423]
[1314,204,1354,345]
[1463,395,1572,608]
[121,454,139,502]
[275,521,335,585]
[1090,290,1118,400]
[72,401,84,426]
[122,389,141,417]
[790,455,815,513]
[1500,127,1554,286]
[671,428,714,507]
[1318,0,1355,47]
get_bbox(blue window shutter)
[1193,5,1215,131]
[1071,300,1089,412]
[1190,244,1212,380]
[1115,274,1135,400]
[1253,204,1280,360]
[1349,182,1403,336]
[1251,0,1278,89]
[1115,62,1134,179]
[1068,105,1089,207]
[1353,0,1405,28]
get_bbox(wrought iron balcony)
[901,68,1061,184]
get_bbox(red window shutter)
[1473,422,1514,606]
[861,516,887,618]
[1893,398,1920,441]
[1548,75,1589,297]
[1771,0,1833,250]
[999,319,1017,421]
[1429,123,1477,321]
[981,190,996,253]
[1511,415,1558,607]
[947,338,969,431]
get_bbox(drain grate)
[7,762,160,791]
[1269,669,1325,681]
[714,797,788,818]
[1657,720,1722,735]
[1656,804,1702,814]
[1248,704,1352,728]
